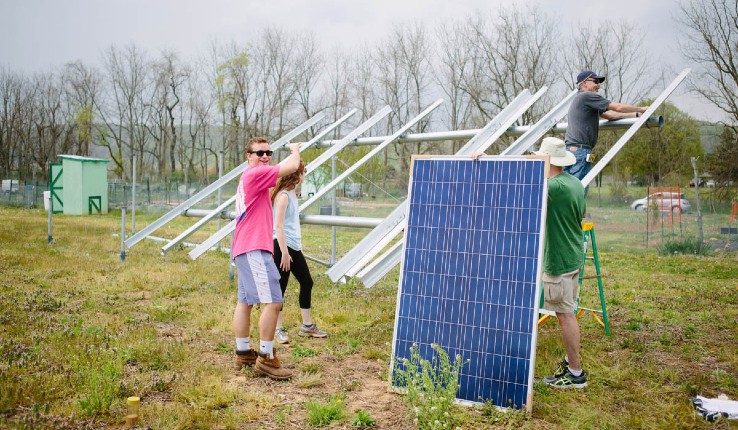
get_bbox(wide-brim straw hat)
[534,137,576,167]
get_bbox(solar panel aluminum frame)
[389,154,550,412]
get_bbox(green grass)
[0,204,737,429]
[351,409,377,427]
[305,394,346,426]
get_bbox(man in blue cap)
[564,70,648,181]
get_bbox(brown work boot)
[234,349,258,371]
[255,351,292,380]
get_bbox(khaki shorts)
[542,269,580,314]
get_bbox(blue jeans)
[564,146,592,181]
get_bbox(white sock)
[568,367,582,377]
[260,340,274,357]
[236,337,250,351]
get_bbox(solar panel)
[390,155,548,411]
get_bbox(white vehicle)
[630,192,691,213]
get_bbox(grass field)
[1,199,737,429]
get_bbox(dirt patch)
[221,347,414,429]
[707,238,738,253]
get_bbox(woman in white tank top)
[271,161,328,343]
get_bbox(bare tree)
[211,40,262,167]
[63,61,101,157]
[348,45,379,123]
[148,50,189,178]
[322,49,352,125]
[461,5,560,128]
[374,23,434,181]
[677,0,738,123]
[292,32,324,132]
[251,27,300,136]
[563,20,655,102]
[29,71,70,176]
[435,21,475,153]
[0,68,28,178]
[183,67,214,183]
[94,44,150,178]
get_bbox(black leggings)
[273,239,314,309]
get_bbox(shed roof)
[58,155,110,163]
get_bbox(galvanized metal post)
[218,150,224,232]
[690,157,704,249]
[121,208,126,262]
[331,155,337,265]
[47,195,53,244]
[132,155,136,234]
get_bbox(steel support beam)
[327,89,538,284]
[300,109,358,152]
[356,240,403,287]
[300,99,444,212]
[188,106,392,261]
[352,90,546,286]
[500,90,578,156]
[305,106,391,176]
[161,195,237,254]
[124,113,325,249]
[314,116,663,148]
[160,111,358,254]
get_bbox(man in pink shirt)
[232,137,300,380]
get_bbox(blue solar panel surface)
[391,156,547,409]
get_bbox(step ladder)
[538,221,611,336]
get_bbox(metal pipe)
[218,150,224,232]
[331,155,337,265]
[132,155,136,234]
[47,195,53,244]
[182,208,383,228]
[304,253,331,267]
[313,116,663,148]
[120,208,126,262]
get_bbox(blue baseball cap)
[577,71,605,84]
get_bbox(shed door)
[49,163,63,213]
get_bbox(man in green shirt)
[534,137,588,388]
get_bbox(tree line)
[0,2,736,191]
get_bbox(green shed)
[51,155,110,215]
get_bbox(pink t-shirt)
[231,164,280,257]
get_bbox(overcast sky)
[0,0,725,122]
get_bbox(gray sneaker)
[544,369,587,389]
[275,328,290,344]
[299,323,327,338]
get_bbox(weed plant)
[657,236,710,255]
[393,343,466,430]
[305,394,346,426]
[77,352,122,416]
[351,409,377,427]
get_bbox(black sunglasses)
[248,150,273,157]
